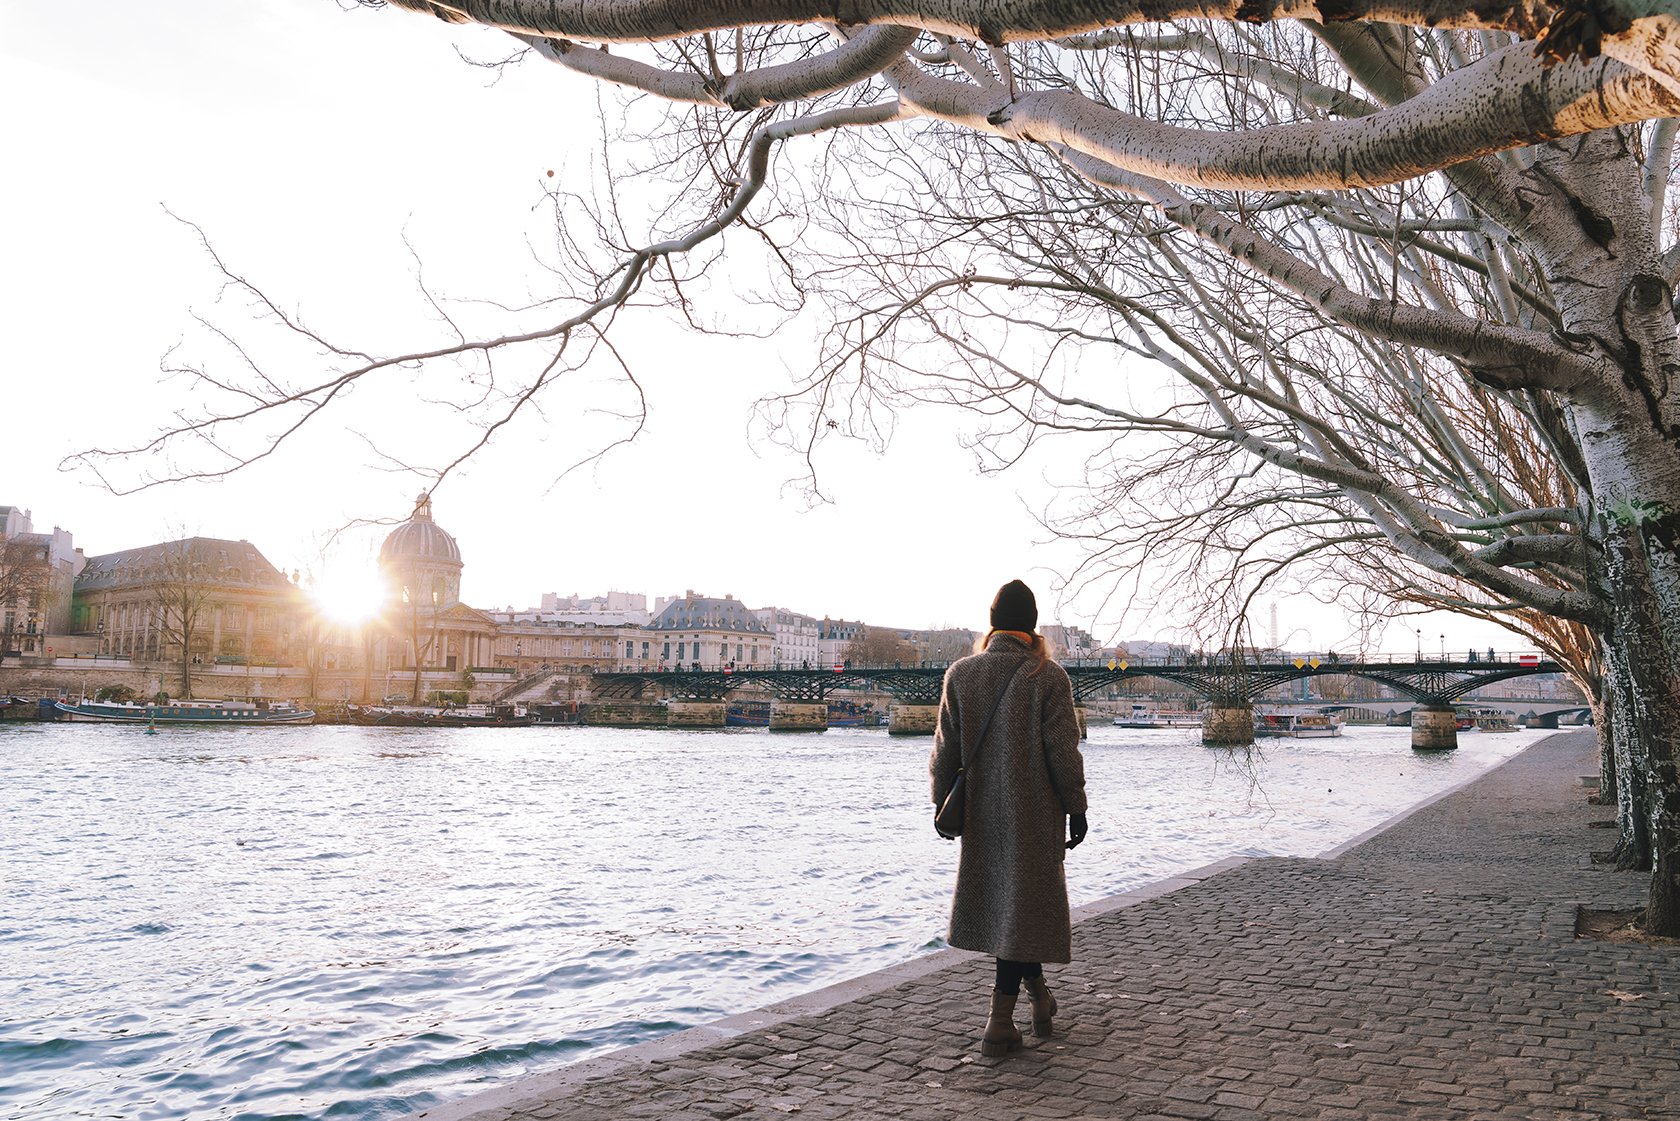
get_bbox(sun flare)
[311,568,386,625]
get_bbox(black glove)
[1067,812,1088,850]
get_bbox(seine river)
[0,720,1543,1120]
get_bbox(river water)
[1,720,1544,1120]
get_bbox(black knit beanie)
[990,579,1038,632]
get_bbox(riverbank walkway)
[408,730,1676,1121]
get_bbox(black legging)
[994,958,1043,995]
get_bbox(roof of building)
[75,537,288,591]
[650,595,771,634]
[820,618,865,639]
[379,491,462,568]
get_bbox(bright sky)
[0,1,1529,654]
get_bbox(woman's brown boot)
[980,991,1023,1056]
[1023,975,1057,1037]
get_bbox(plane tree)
[845,625,920,665]
[147,538,221,701]
[0,537,52,657]
[72,4,1680,927]
[779,117,1624,838]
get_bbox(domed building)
[380,491,463,609]
[376,493,498,702]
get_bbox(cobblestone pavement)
[409,731,1677,1121]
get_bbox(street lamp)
[1415,628,1422,661]
[1439,634,1445,661]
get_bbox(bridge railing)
[1055,651,1546,669]
[594,651,1552,675]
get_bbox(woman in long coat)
[930,579,1088,1056]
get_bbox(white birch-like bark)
[381,1,1680,92]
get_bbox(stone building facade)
[649,592,772,670]
[70,537,302,665]
[0,506,82,654]
[755,606,822,669]
[489,616,653,675]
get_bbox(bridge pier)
[1202,703,1255,746]
[667,701,727,728]
[1411,704,1459,751]
[769,702,828,732]
[580,702,668,727]
[888,703,939,736]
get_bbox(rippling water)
[0,720,1542,1120]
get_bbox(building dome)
[379,492,462,567]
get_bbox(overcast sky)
[1,1,1530,655]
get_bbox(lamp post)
[1439,634,1445,661]
[1415,628,1422,662]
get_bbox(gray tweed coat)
[929,633,1088,963]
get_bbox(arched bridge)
[591,654,1568,709]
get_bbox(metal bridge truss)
[589,668,939,704]
[1064,660,1563,707]
[589,660,1563,709]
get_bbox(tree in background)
[0,537,50,656]
[845,625,918,666]
[73,6,1680,928]
[392,577,444,705]
[147,539,220,701]
[917,627,980,663]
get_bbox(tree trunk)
[1524,135,1680,932]
[1600,638,1652,870]
[1594,688,1615,804]
[1603,519,1680,933]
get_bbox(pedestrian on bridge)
[930,579,1089,1058]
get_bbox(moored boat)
[726,700,772,727]
[827,699,878,727]
[1255,710,1344,738]
[1113,703,1202,728]
[346,702,533,727]
[53,698,315,725]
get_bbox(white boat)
[1475,711,1517,733]
[54,698,315,725]
[1256,710,1344,738]
[1113,703,1203,728]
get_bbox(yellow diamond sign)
[1309,657,1322,669]
[1292,657,1306,669]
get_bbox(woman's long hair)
[983,629,1054,674]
